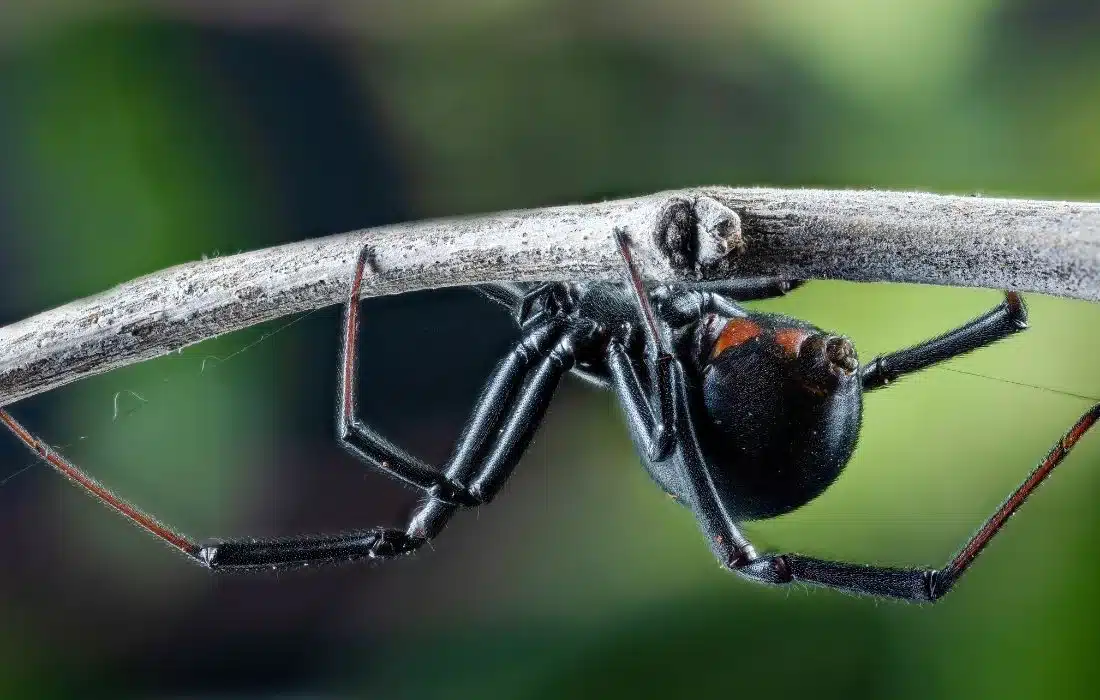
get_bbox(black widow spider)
[2,228,1098,603]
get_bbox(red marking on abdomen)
[711,318,761,358]
[774,327,812,358]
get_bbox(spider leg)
[606,341,674,463]
[735,403,1100,601]
[202,325,587,570]
[340,313,568,498]
[612,228,756,565]
[691,279,805,300]
[861,291,1028,391]
[656,280,804,324]
[607,338,756,563]
[199,252,592,570]
[666,348,759,566]
[473,281,529,310]
[476,282,569,330]
[0,410,201,560]
[652,277,798,328]
[654,287,750,327]
[612,228,676,461]
[339,246,568,493]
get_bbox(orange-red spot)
[711,318,761,358]
[774,327,812,358]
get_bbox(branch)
[3,186,1099,408]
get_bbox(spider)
[2,228,1098,603]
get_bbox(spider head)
[695,314,863,520]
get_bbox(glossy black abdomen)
[688,312,862,520]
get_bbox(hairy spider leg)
[610,228,758,566]
[198,244,594,569]
[612,228,675,461]
[687,279,806,299]
[653,280,804,327]
[612,228,669,355]
[861,291,1029,390]
[0,409,201,559]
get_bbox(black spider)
[2,229,1098,603]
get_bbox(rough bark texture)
[2,187,1099,408]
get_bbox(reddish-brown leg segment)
[0,409,199,558]
[938,403,1100,588]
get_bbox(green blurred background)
[1,2,1100,698]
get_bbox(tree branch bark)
[3,186,1099,408]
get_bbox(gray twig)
[2,186,1099,408]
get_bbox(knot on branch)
[653,195,744,279]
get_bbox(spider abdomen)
[692,313,863,520]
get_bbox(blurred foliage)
[0,2,1099,698]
